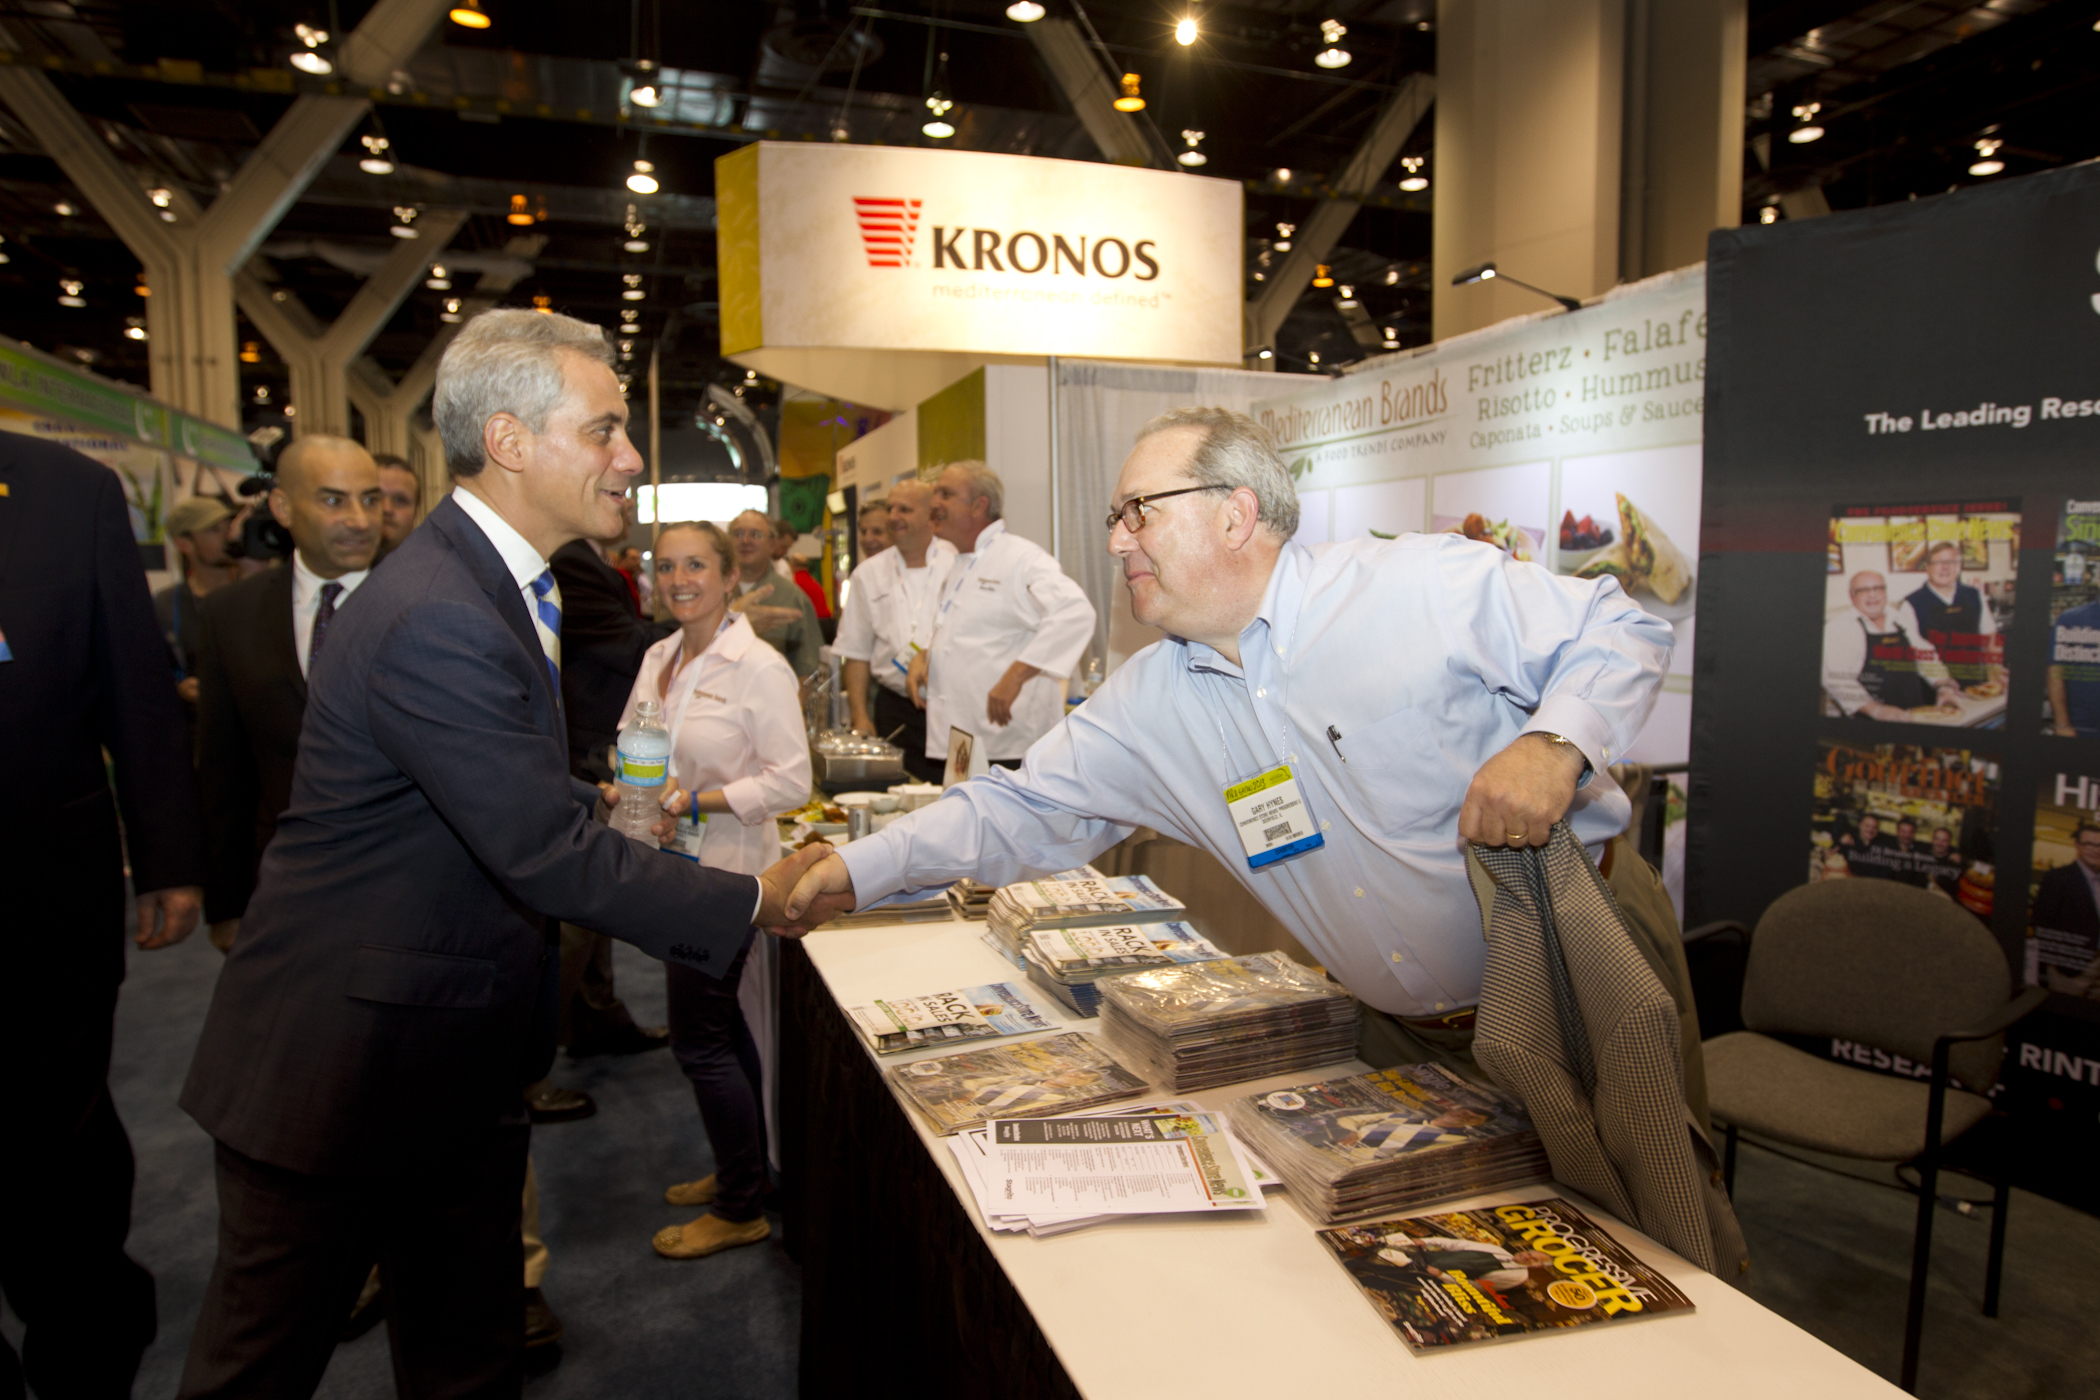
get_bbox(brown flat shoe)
[652,1213,770,1260]
[664,1175,718,1207]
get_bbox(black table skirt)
[778,940,1081,1400]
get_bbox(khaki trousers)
[521,1157,547,1289]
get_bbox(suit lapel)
[265,564,305,704]
[429,498,563,726]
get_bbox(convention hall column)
[1432,0,1744,339]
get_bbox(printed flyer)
[2027,771,2100,999]
[2046,498,2100,738]
[1808,741,2000,921]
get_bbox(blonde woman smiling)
[618,520,811,1259]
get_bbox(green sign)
[0,339,257,473]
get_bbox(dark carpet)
[5,917,797,1400]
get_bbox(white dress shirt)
[923,520,1095,761]
[451,485,552,628]
[840,533,1671,1018]
[620,613,811,878]
[834,540,957,698]
[1820,602,1948,715]
[290,550,370,679]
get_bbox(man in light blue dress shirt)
[787,407,1673,1055]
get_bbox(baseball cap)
[166,496,234,537]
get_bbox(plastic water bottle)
[612,699,672,848]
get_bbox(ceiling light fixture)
[426,264,451,289]
[124,317,148,341]
[1275,220,1294,251]
[924,51,957,138]
[1312,264,1334,288]
[1968,138,2005,177]
[240,340,261,363]
[53,200,75,216]
[254,385,270,403]
[623,205,649,252]
[1336,283,1357,308]
[1383,266,1399,285]
[507,193,535,225]
[1257,348,1273,359]
[1788,102,1824,144]
[58,278,85,308]
[532,294,553,314]
[1308,351,1320,364]
[622,273,645,301]
[1398,155,1427,192]
[1175,14,1198,45]
[1005,0,1045,19]
[290,23,333,74]
[359,134,394,174]
[149,187,171,207]
[442,297,463,322]
[1759,204,1779,225]
[630,83,660,108]
[1178,130,1207,167]
[390,205,419,238]
[627,159,659,195]
[1452,260,1582,312]
[449,0,492,29]
[1114,73,1146,112]
[1315,19,1351,68]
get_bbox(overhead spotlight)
[1336,283,1357,307]
[1315,19,1351,68]
[1312,264,1333,288]
[148,187,171,208]
[124,317,148,341]
[630,83,660,108]
[1308,351,1320,364]
[1968,138,2005,177]
[1398,155,1427,192]
[254,385,271,403]
[621,307,640,322]
[1005,0,1045,19]
[442,297,463,323]
[627,159,659,195]
[425,264,451,289]
[1257,348,1273,359]
[1452,260,1581,311]
[506,193,535,226]
[239,340,261,363]
[1788,102,1824,144]
[1383,266,1399,285]
[1382,325,1398,343]
[1275,220,1294,251]
[623,205,648,252]
[390,205,419,238]
[1175,14,1198,45]
[1273,168,1291,185]
[1759,204,1779,224]
[449,0,492,28]
[53,200,75,216]
[922,93,955,139]
[1178,129,1207,167]
[289,35,332,74]
[359,134,394,174]
[1114,73,1145,112]
[622,273,645,301]
[625,235,650,252]
[532,294,553,314]
[58,278,85,308]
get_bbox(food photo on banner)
[1697,158,2100,1200]
[1820,500,2018,728]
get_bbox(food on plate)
[1558,510,1615,551]
[1908,703,1962,719]
[1965,681,2005,699]
[1574,493,1693,604]
[1447,512,1534,562]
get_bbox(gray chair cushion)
[1705,1031,1992,1161]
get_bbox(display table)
[776,916,1905,1400]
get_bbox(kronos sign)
[717,142,1243,371]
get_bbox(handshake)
[601,783,862,938]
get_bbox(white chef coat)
[620,612,811,878]
[290,550,371,679]
[924,519,1095,761]
[834,539,957,698]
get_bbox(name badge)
[1224,763,1324,869]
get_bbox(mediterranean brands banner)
[1250,265,1706,767]
[1700,163,2100,1193]
[715,143,1243,408]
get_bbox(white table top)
[797,915,1905,1400]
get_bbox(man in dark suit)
[2032,823,2100,996]
[176,309,842,1398]
[195,434,381,952]
[0,434,204,1398]
[550,521,673,1057]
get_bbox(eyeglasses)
[1105,484,1228,533]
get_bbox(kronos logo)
[853,196,1160,280]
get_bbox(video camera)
[224,471,292,562]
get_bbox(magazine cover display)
[2027,772,2100,1000]
[887,1031,1150,1135]
[1318,1198,1694,1353]
[1820,499,2019,728]
[1229,1063,1549,1224]
[845,982,1054,1055]
[2047,498,2100,738]
[1807,741,2000,919]
[983,874,1187,969]
[1096,951,1360,1090]
[1020,920,1228,1015]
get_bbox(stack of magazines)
[820,893,954,929]
[887,1031,1151,1135]
[1022,920,1227,1016]
[1096,952,1359,1090]
[948,865,1103,922]
[983,874,1185,968]
[1228,1063,1549,1224]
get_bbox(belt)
[1393,1005,1477,1034]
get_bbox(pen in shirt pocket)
[1327,725,1346,762]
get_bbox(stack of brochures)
[820,893,955,929]
[887,1031,1151,1135]
[1021,920,1227,1016]
[1096,952,1360,1090]
[1317,1198,1692,1352]
[844,981,1053,1055]
[948,865,1103,922]
[1228,1063,1550,1224]
[982,873,1185,969]
[947,1100,1277,1238]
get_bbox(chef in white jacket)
[620,520,811,1261]
[906,461,1096,768]
[837,479,955,781]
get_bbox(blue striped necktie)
[529,569,562,692]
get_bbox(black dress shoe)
[525,1081,596,1124]
[524,1287,564,1349]
[567,1023,670,1058]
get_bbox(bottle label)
[616,747,668,787]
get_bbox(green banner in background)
[0,339,258,473]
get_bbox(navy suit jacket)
[193,564,304,923]
[181,497,761,1174]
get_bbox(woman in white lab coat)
[620,520,811,1260]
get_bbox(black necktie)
[310,581,343,670]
